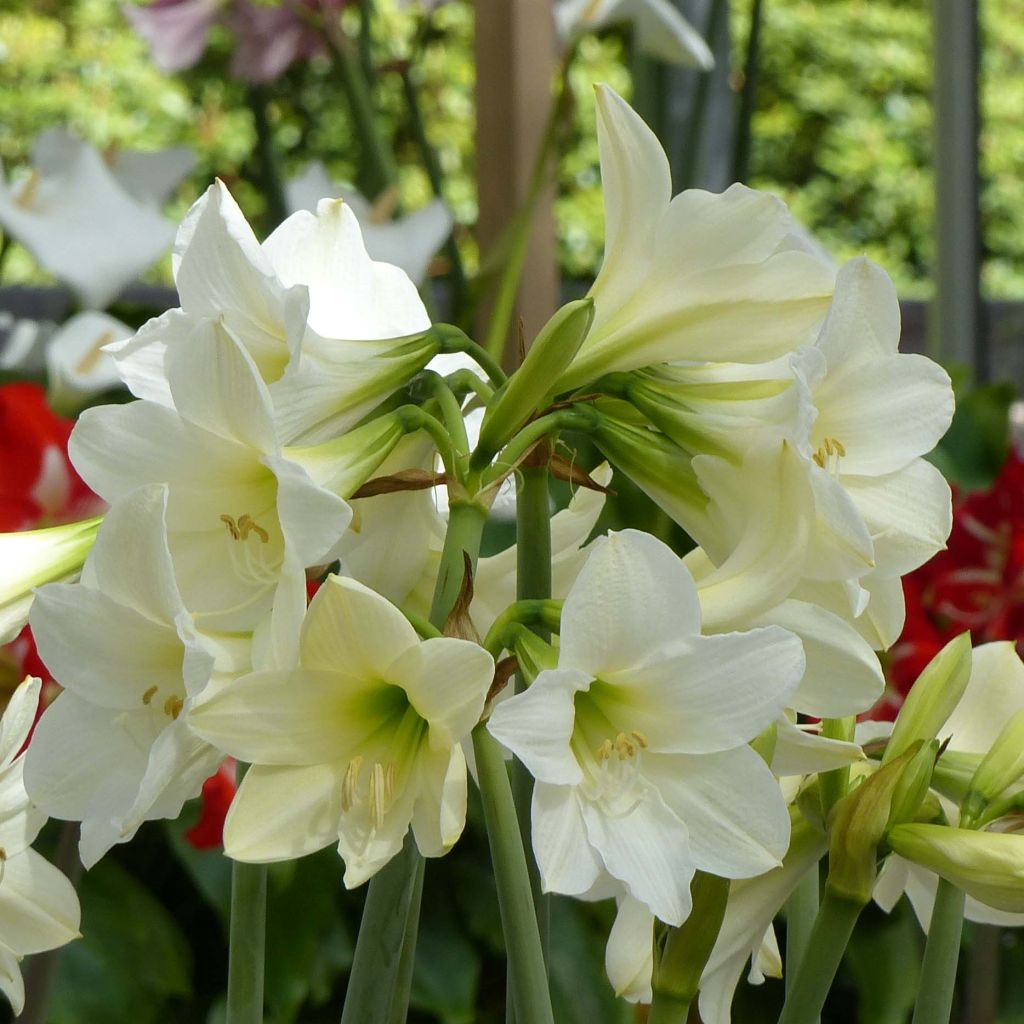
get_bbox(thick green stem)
[911,878,964,1024]
[227,764,267,1024]
[819,717,856,819]
[678,0,728,190]
[776,892,863,1024]
[648,993,691,1024]
[732,0,765,184]
[385,855,426,1024]
[785,867,820,1000]
[328,30,398,199]
[511,462,553,987]
[341,504,487,1024]
[247,86,288,229]
[473,724,556,1024]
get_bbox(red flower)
[185,760,237,850]
[879,451,1024,719]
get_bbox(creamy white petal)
[0,849,80,954]
[531,784,603,897]
[645,747,790,878]
[559,529,701,677]
[224,761,345,863]
[771,718,865,777]
[0,678,39,769]
[410,745,468,857]
[942,642,1024,755]
[0,945,24,1016]
[605,895,655,1002]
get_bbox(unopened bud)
[964,707,1024,826]
[887,739,939,830]
[888,823,1024,913]
[884,633,972,765]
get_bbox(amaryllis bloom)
[555,0,713,69]
[124,0,347,83]
[0,677,81,1015]
[189,574,494,886]
[45,311,133,414]
[487,530,803,926]
[0,134,178,310]
[286,162,454,286]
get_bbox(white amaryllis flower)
[555,0,713,68]
[0,133,179,309]
[286,162,454,286]
[0,516,102,645]
[0,677,81,1015]
[69,320,354,643]
[800,257,954,585]
[487,529,804,926]
[188,574,494,886]
[110,183,437,444]
[45,311,132,414]
[555,86,835,393]
[23,485,232,867]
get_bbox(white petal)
[389,639,493,750]
[224,761,344,862]
[0,849,80,955]
[943,641,1024,755]
[581,789,694,925]
[771,718,865,776]
[0,677,40,768]
[559,529,701,677]
[605,895,655,1003]
[357,199,453,286]
[271,455,353,569]
[626,0,714,67]
[45,311,130,412]
[646,747,790,878]
[486,669,586,786]
[0,945,24,1016]
[531,784,603,897]
[805,465,876,582]
[411,745,468,856]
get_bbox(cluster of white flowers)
[2,85,975,1020]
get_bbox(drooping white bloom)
[554,0,713,68]
[286,163,454,286]
[110,183,437,444]
[0,134,179,309]
[0,677,81,1014]
[23,485,233,867]
[44,311,132,414]
[487,530,803,926]
[556,87,835,392]
[0,517,102,645]
[188,574,494,886]
[69,320,353,645]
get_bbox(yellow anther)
[597,739,615,762]
[142,685,158,706]
[342,756,363,813]
[614,733,637,760]
[221,513,270,543]
[163,695,184,720]
[220,514,241,540]
[631,730,649,749]
[15,169,40,210]
[369,185,400,224]
[812,437,846,470]
[74,330,115,376]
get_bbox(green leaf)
[50,858,192,1024]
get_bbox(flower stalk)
[911,878,964,1024]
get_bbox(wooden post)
[474,1,559,361]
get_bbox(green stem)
[385,855,426,1024]
[785,868,820,1001]
[341,504,487,1024]
[776,891,863,1024]
[247,86,288,229]
[819,717,856,819]
[648,993,690,1024]
[482,600,562,660]
[911,878,964,1024]
[400,68,467,310]
[679,0,728,190]
[732,0,765,184]
[340,836,422,1024]
[472,724,556,1024]
[358,0,375,84]
[327,28,398,199]
[227,764,267,1024]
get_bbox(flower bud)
[884,632,972,765]
[886,738,939,830]
[475,299,595,464]
[0,516,103,643]
[888,823,1024,913]
[963,707,1024,826]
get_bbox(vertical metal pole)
[474,1,558,357]
[930,0,984,379]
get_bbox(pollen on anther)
[142,685,158,706]
[163,695,184,720]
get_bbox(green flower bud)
[884,633,972,765]
[887,739,939,830]
[475,299,595,464]
[888,824,1024,913]
[963,707,1024,826]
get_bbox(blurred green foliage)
[0,0,1021,296]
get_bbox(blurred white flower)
[45,311,132,414]
[555,0,714,68]
[287,162,454,286]
[0,131,189,309]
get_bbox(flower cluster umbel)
[5,86,999,1021]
